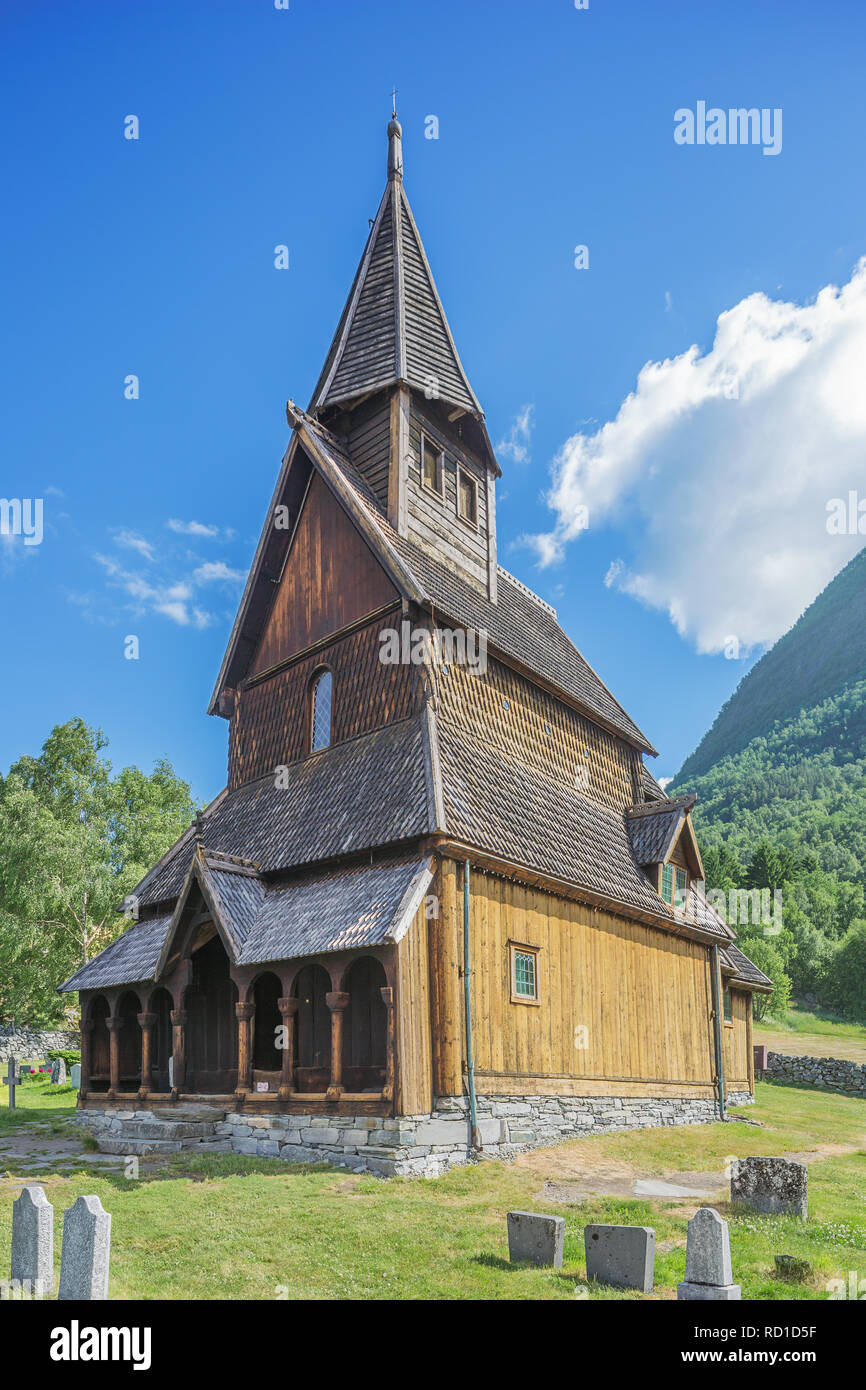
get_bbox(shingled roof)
[721,942,774,990]
[60,856,434,992]
[309,117,482,423]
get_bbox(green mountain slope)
[678,546,866,782]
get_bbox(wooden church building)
[61,117,770,1175]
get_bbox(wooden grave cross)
[3,1057,20,1110]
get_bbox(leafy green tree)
[736,935,791,1022]
[702,843,742,894]
[0,719,198,1025]
[821,921,866,1021]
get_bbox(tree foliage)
[0,718,198,1026]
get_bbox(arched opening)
[292,964,331,1092]
[342,956,388,1093]
[310,668,333,752]
[88,995,111,1093]
[150,987,174,1094]
[117,991,142,1091]
[185,933,238,1093]
[251,971,282,1091]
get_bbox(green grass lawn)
[0,1076,79,1131]
[755,1005,866,1064]
[1,1081,864,1300]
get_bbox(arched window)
[310,668,332,752]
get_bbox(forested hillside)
[671,548,866,1021]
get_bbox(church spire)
[388,90,403,181]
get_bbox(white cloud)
[193,561,245,585]
[496,404,534,465]
[94,555,214,629]
[112,529,155,561]
[525,259,866,654]
[168,518,222,538]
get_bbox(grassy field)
[755,1005,866,1064]
[1,1081,864,1300]
[0,1077,80,1131]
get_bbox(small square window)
[421,435,443,494]
[457,468,478,526]
[510,943,540,1004]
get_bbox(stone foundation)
[78,1090,753,1177]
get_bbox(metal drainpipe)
[463,858,481,1150]
[710,944,727,1121]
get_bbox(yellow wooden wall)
[395,893,434,1115]
[419,859,753,1102]
[723,987,751,1091]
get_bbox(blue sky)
[2,0,865,802]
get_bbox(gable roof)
[59,855,434,992]
[721,942,773,990]
[210,406,656,755]
[309,140,482,423]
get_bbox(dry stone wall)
[761,1051,866,1097]
[0,1025,79,1063]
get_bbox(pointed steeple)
[309,114,484,423]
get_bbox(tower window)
[310,669,332,752]
[421,435,444,495]
[660,862,674,904]
[457,468,478,526]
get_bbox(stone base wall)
[762,1051,866,1097]
[78,1089,753,1178]
[0,1025,79,1062]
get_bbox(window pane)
[723,990,733,1022]
[311,670,332,751]
[422,438,441,492]
[661,862,673,903]
[514,950,536,998]
[674,866,687,910]
[458,471,477,524]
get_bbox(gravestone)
[50,1057,67,1086]
[507,1211,564,1268]
[731,1156,808,1218]
[58,1195,112,1301]
[70,1063,81,1091]
[11,1185,54,1296]
[584,1224,655,1293]
[168,1055,174,1089]
[2,1058,19,1110]
[678,1208,741,1300]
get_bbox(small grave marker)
[731,1156,808,1218]
[584,1224,655,1293]
[677,1208,741,1301]
[71,1063,81,1090]
[58,1195,112,1301]
[50,1057,67,1086]
[11,1185,54,1296]
[2,1059,20,1110]
[506,1211,564,1268]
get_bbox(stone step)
[113,1120,216,1141]
[96,1137,181,1156]
[150,1107,228,1123]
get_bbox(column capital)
[325,991,350,1013]
[170,1009,187,1026]
[380,986,394,1006]
[137,1012,156,1028]
[235,1002,255,1021]
[105,1016,125,1033]
[277,997,299,1017]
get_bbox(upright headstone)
[58,1195,112,1301]
[2,1058,19,1110]
[731,1156,808,1218]
[50,1057,67,1086]
[584,1224,655,1292]
[507,1211,565,1268]
[677,1208,741,1301]
[70,1063,81,1091]
[168,1055,174,1089]
[11,1185,54,1296]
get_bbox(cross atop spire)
[387,106,403,182]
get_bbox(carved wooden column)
[235,1001,255,1099]
[137,1012,156,1100]
[277,997,298,1101]
[105,1016,123,1098]
[380,986,396,1103]
[170,1009,187,1098]
[79,1014,94,1102]
[325,991,350,1100]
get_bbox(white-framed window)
[509,942,540,1004]
[310,668,333,752]
[457,467,478,527]
[421,434,444,495]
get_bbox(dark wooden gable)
[251,470,399,677]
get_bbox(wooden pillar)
[170,1009,187,1097]
[429,859,464,1097]
[235,1002,255,1099]
[277,997,298,1101]
[105,1016,123,1099]
[325,991,350,1100]
[79,1015,94,1103]
[380,986,396,1103]
[137,1012,156,1100]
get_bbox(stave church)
[61,116,770,1175]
